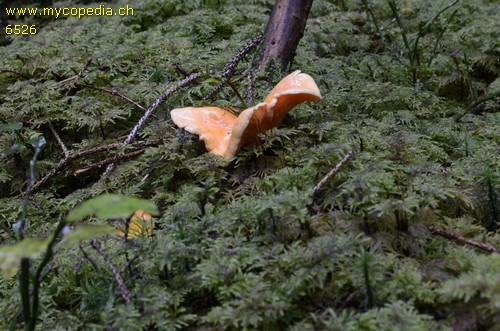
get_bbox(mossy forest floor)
[0,0,499,329]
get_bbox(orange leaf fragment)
[116,210,154,239]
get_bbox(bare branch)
[101,71,203,176]
[80,83,147,112]
[58,57,92,84]
[312,151,353,196]
[79,244,104,275]
[246,70,255,103]
[48,121,69,158]
[18,139,159,197]
[90,239,131,305]
[428,225,500,254]
[0,68,30,79]
[172,63,191,78]
[74,149,145,175]
[39,252,58,283]
[221,34,262,79]
[204,35,262,101]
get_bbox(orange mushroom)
[170,70,321,160]
[116,210,154,239]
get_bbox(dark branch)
[0,68,30,79]
[204,35,262,102]
[259,0,314,70]
[18,140,160,197]
[48,121,69,158]
[428,225,500,254]
[74,149,145,175]
[90,239,131,305]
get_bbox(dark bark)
[259,0,314,71]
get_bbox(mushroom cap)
[223,102,270,160]
[264,70,322,128]
[170,70,322,160]
[171,106,237,156]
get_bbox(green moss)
[0,0,499,329]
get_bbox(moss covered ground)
[0,0,499,329]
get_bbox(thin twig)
[79,83,147,112]
[74,149,145,175]
[204,34,262,101]
[428,225,500,254]
[379,17,397,32]
[0,68,30,79]
[124,72,203,146]
[221,34,262,79]
[101,71,204,176]
[48,121,69,157]
[90,239,131,305]
[246,70,254,103]
[122,255,140,274]
[39,251,58,283]
[57,57,92,84]
[226,80,247,109]
[455,91,500,122]
[336,290,360,313]
[312,151,353,196]
[79,244,104,276]
[19,139,159,197]
[74,257,84,274]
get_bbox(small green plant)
[0,193,158,331]
[361,0,383,40]
[388,0,460,83]
[479,168,499,231]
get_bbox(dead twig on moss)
[102,71,203,176]
[19,140,159,197]
[0,68,30,79]
[79,83,147,112]
[172,63,192,78]
[428,225,500,254]
[90,239,131,305]
[204,34,262,101]
[222,34,262,79]
[74,150,145,175]
[58,57,92,84]
[79,244,104,276]
[123,72,203,146]
[48,121,69,157]
[246,70,255,103]
[312,151,353,196]
[57,59,146,111]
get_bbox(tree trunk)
[258,0,314,71]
